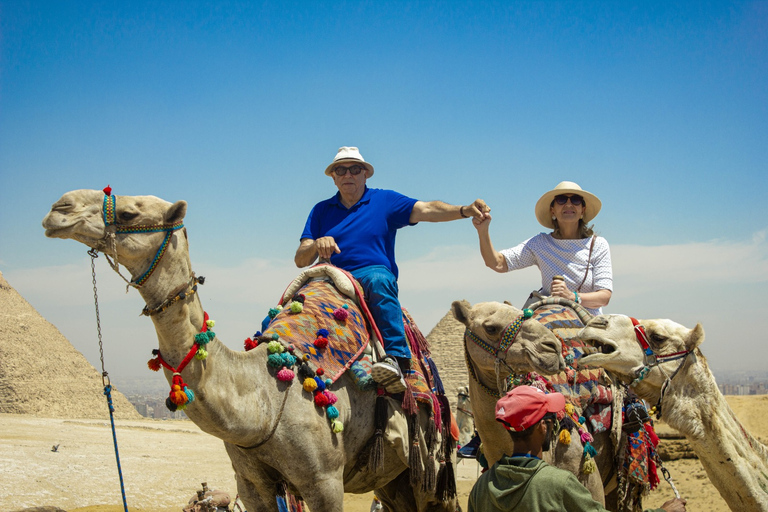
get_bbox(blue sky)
[1,1,766,388]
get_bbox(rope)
[89,249,130,512]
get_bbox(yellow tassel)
[583,457,596,474]
[303,377,318,392]
[332,420,344,433]
[559,430,571,445]
[206,319,215,329]
[565,403,575,415]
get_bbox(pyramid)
[0,271,141,419]
[426,310,468,410]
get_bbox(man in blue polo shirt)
[295,146,489,393]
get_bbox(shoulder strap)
[577,235,596,292]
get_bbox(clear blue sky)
[1,1,766,388]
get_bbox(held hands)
[314,236,341,260]
[466,199,491,229]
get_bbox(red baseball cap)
[495,386,566,432]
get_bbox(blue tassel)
[184,386,195,402]
[427,357,445,395]
[584,442,597,457]
[276,495,289,512]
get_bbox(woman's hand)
[550,279,575,300]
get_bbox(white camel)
[455,386,474,449]
[42,189,458,512]
[578,314,768,512]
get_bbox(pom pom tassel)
[559,429,572,445]
[333,306,349,321]
[147,357,161,372]
[303,377,318,392]
[276,367,294,381]
[582,455,597,474]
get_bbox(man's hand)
[660,498,687,512]
[314,236,341,260]
[464,199,491,221]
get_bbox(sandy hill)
[0,271,140,419]
[426,310,467,409]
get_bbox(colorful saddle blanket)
[263,268,442,407]
[531,304,613,434]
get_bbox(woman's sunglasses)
[554,194,584,206]
[333,165,365,176]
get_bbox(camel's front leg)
[296,471,345,512]
[234,472,280,512]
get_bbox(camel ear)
[685,323,705,351]
[503,300,512,306]
[451,300,471,326]
[165,200,187,224]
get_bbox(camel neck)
[664,355,768,510]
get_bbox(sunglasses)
[553,194,584,206]
[333,165,365,177]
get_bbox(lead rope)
[89,248,130,512]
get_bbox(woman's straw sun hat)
[535,181,601,229]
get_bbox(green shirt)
[468,456,664,512]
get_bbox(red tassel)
[649,457,660,490]
[314,336,329,349]
[103,185,112,196]
[147,358,161,371]
[314,392,329,407]
[244,337,258,351]
[646,423,660,447]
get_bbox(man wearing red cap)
[468,386,687,512]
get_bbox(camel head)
[578,314,705,402]
[451,300,565,377]
[42,189,188,281]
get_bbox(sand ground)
[6,404,767,512]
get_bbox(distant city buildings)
[715,370,768,396]
[127,394,188,420]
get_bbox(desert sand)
[3,395,768,511]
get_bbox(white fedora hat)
[323,146,374,178]
[535,181,602,229]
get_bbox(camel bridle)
[99,189,185,288]
[629,316,693,420]
[464,309,533,398]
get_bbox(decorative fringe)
[402,382,418,416]
[426,357,445,395]
[409,440,424,487]
[367,393,388,472]
[425,412,438,453]
[423,454,436,493]
[436,459,456,500]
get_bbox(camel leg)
[233,472,279,512]
[295,473,346,512]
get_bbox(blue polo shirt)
[300,187,418,278]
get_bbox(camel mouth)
[576,337,618,366]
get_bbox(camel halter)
[100,186,184,288]
[464,309,533,398]
[629,316,693,420]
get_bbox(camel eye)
[650,332,666,344]
[119,211,139,221]
[484,325,499,336]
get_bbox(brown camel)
[578,314,768,512]
[42,189,458,512]
[451,299,621,507]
